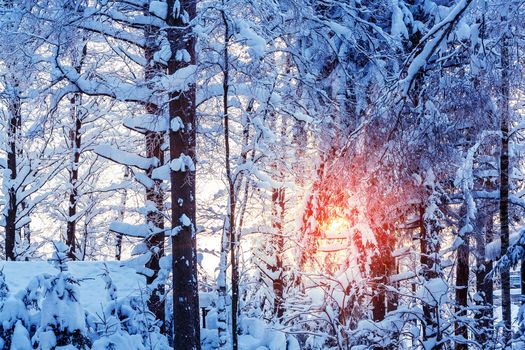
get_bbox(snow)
[11,320,31,350]
[154,41,172,65]
[171,116,184,132]
[134,172,155,188]
[400,0,473,95]
[0,261,144,314]
[94,144,158,170]
[180,214,192,227]
[123,114,169,133]
[92,333,146,350]
[170,154,195,172]
[237,317,288,350]
[149,1,168,19]
[389,271,416,283]
[158,65,197,93]
[456,21,471,41]
[294,111,313,123]
[486,231,521,261]
[152,164,171,180]
[417,278,449,307]
[0,298,29,329]
[235,19,266,58]
[109,221,163,238]
[175,49,191,63]
[391,1,409,39]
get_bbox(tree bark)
[143,4,166,329]
[167,0,200,348]
[115,167,130,261]
[271,185,285,319]
[66,42,87,261]
[419,204,442,347]
[499,15,511,341]
[455,231,469,350]
[66,94,82,260]
[371,225,396,322]
[268,116,287,320]
[475,213,493,344]
[219,7,239,348]
[5,85,20,261]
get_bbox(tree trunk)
[217,227,230,349]
[475,213,493,344]
[455,230,469,350]
[167,0,200,348]
[142,4,166,329]
[66,42,87,261]
[371,230,387,322]
[419,204,442,347]
[371,225,396,322]
[115,166,130,261]
[271,185,285,319]
[219,7,238,348]
[5,86,20,261]
[499,15,511,341]
[66,92,82,260]
[268,110,287,320]
[144,129,165,328]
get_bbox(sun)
[322,216,351,239]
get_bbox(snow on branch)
[493,228,525,274]
[77,19,146,48]
[109,222,163,238]
[486,231,521,261]
[400,0,473,96]
[53,58,153,103]
[123,114,169,134]
[158,65,197,93]
[170,154,195,172]
[94,144,159,170]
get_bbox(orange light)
[322,217,350,238]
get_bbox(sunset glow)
[322,216,351,238]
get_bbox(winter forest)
[0,0,524,349]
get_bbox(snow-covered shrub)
[31,242,91,349]
[0,266,33,349]
[93,265,170,350]
[0,268,9,303]
[0,297,31,348]
[0,245,173,350]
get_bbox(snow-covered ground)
[0,260,144,314]
[494,288,522,322]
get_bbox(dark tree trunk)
[66,42,87,260]
[419,206,431,333]
[475,214,493,344]
[142,5,166,329]
[66,93,82,260]
[5,89,20,261]
[167,0,200,348]
[115,167,130,261]
[455,232,469,350]
[144,129,165,329]
[271,186,285,319]
[499,19,511,341]
[419,205,442,347]
[371,225,396,322]
[221,9,239,348]
[268,111,287,321]
[387,258,399,313]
